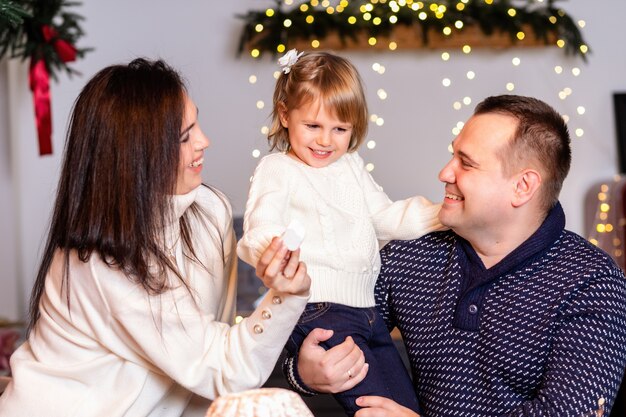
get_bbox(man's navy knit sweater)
[375,203,626,416]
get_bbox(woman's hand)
[298,328,368,393]
[255,237,310,296]
[355,396,420,417]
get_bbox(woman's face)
[175,95,210,195]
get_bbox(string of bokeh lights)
[245,0,589,171]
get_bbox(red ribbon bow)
[28,25,77,156]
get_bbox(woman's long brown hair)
[27,58,224,333]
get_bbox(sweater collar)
[458,202,566,285]
[172,186,199,221]
[164,186,199,247]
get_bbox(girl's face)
[175,95,210,195]
[280,100,352,168]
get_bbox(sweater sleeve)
[374,242,399,332]
[503,265,626,416]
[347,152,445,245]
[237,155,292,268]
[105,285,309,399]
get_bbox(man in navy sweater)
[283,95,626,416]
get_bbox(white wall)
[1,0,625,321]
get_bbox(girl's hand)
[255,237,310,296]
[355,396,420,417]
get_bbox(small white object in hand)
[278,49,303,74]
[282,219,305,251]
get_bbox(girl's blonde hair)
[268,51,368,152]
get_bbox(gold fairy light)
[251,49,260,58]
[367,140,377,149]
[577,106,585,115]
[265,8,275,17]
[463,96,472,105]
[442,78,451,87]
[600,203,610,212]
[441,52,450,61]
[261,126,269,135]
[255,24,263,32]
[252,149,261,158]
[462,45,471,54]
[507,8,516,17]
[348,16,357,24]
[466,71,475,80]
[377,89,388,100]
[368,37,377,46]
[375,117,385,126]
[506,82,515,91]
[549,16,557,24]
[277,44,286,53]
[457,3,465,11]
[311,39,320,48]
[418,12,427,20]
[575,128,584,137]
[556,39,565,48]
[455,20,463,29]
[256,100,265,109]
[388,42,398,50]
[580,45,589,54]
[273,71,281,79]
[370,114,379,122]
[390,15,398,23]
[512,57,521,66]
[453,101,462,110]
[578,20,586,28]
[366,163,375,172]
[283,19,292,27]
[306,15,314,24]
[373,17,382,25]
[443,27,452,35]
[572,67,581,76]
[516,32,525,40]
[554,66,563,74]
[300,4,309,12]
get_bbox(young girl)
[237,50,444,416]
[0,58,310,417]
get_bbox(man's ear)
[278,102,289,128]
[512,169,542,208]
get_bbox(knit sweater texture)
[375,203,626,416]
[0,185,309,417]
[237,151,443,307]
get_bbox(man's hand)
[298,328,369,393]
[256,237,310,296]
[355,396,420,417]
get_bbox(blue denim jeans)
[285,302,420,417]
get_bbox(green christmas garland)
[238,0,588,60]
[0,0,90,79]
[0,0,90,155]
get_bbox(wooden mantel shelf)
[267,24,556,52]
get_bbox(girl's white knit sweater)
[237,152,444,308]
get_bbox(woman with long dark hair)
[0,58,310,417]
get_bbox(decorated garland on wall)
[238,0,588,59]
[0,0,90,155]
